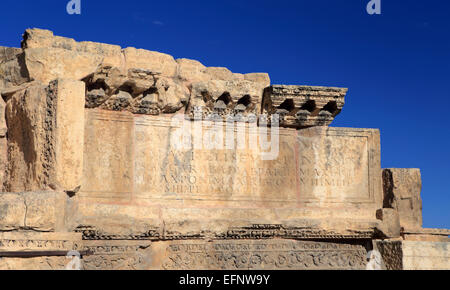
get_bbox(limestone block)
[0,192,67,231]
[21,28,63,49]
[5,82,49,192]
[0,47,23,62]
[382,168,423,231]
[402,241,450,270]
[123,47,178,78]
[376,208,401,238]
[0,193,26,230]
[24,47,103,84]
[232,73,245,80]
[22,191,67,231]
[176,58,210,83]
[53,80,85,193]
[205,67,234,81]
[377,240,450,270]
[0,47,30,89]
[5,79,85,193]
[244,72,271,87]
[22,28,123,67]
[20,29,125,84]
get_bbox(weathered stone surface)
[402,241,450,270]
[0,138,6,191]
[24,47,103,84]
[123,47,178,78]
[176,58,210,83]
[22,191,67,231]
[67,112,382,237]
[402,228,450,242]
[262,85,347,128]
[0,47,23,62]
[377,240,450,270]
[79,240,152,270]
[0,97,6,137]
[0,192,67,231]
[20,29,122,84]
[244,73,271,87]
[150,240,368,270]
[5,82,49,191]
[22,28,123,68]
[187,79,267,122]
[205,67,234,81]
[0,193,26,230]
[22,29,122,58]
[4,28,273,122]
[375,240,403,270]
[5,79,85,193]
[0,47,30,89]
[382,168,423,231]
[0,232,81,270]
[375,208,401,238]
[0,257,69,270]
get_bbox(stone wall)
[0,29,448,270]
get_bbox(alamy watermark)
[67,1,381,16]
[66,0,81,15]
[65,250,82,270]
[366,250,383,270]
[366,0,381,15]
[170,109,280,161]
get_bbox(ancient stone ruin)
[0,29,448,270]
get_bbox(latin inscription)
[82,112,377,204]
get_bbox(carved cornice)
[262,85,347,128]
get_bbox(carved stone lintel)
[160,240,368,270]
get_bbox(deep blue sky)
[1,0,449,228]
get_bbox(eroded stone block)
[0,193,26,230]
[22,191,67,231]
[382,168,423,231]
[0,192,66,231]
[24,47,103,84]
[377,240,450,270]
[5,79,85,192]
[0,47,30,90]
[376,208,401,238]
[123,47,178,78]
[176,58,210,83]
